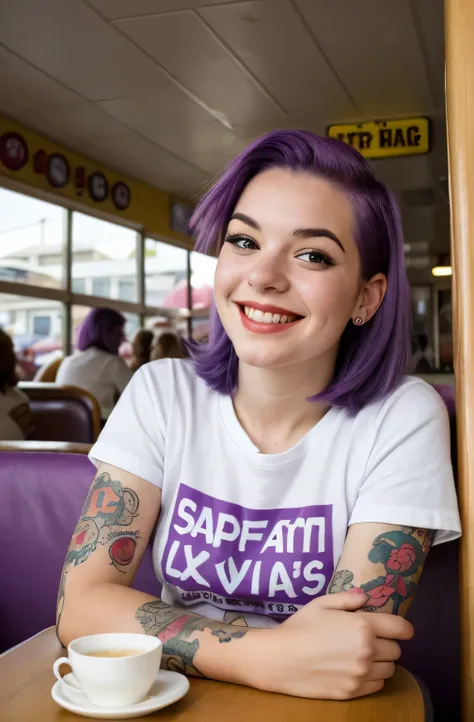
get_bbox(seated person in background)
[150,331,187,361]
[128,329,154,373]
[0,329,35,440]
[57,131,460,702]
[56,308,133,420]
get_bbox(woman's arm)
[328,523,434,616]
[57,462,265,683]
[58,464,412,698]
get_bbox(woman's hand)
[245,589,413,700]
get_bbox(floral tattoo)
[56,472,140,635]
[328,527,435,615]
[135,600,248,677]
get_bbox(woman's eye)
[296,251,334,266]
[225,234,258,250]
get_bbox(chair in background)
[0,451,158,654]
[19,383,101,443]
[34,356,63,382]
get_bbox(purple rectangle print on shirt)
[162,483,334,618]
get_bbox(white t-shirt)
[57,347,133,419]
[90,359,461,628]
[0,386,33,440]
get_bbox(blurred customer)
[56,308,132,420]
[0,329,35,440]
[128,329,154,372]
[151,331,187,361]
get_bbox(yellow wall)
[0,115,193,247]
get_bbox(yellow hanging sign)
[327,118,430,159]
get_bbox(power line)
[0,219,51,235]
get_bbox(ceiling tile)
[97,91,247,174]
[413,0,445,110]
[294,0,435,118]
[0,45,81,114]
[199,0,359,122]
[115,10,286,126]
[90,0,237,20]
[0,0,178,100]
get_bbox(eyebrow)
[230,213,345,252]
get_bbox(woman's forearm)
[58,582,266,685]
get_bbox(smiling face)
[214,168,386,371]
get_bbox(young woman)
[57,131,460,701]
[56,307,132,420]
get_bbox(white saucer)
[51,671,190,719]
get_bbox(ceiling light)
[432,266,452,277]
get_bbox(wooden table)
[0,628,425,721]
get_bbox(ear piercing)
[353,316,364,326]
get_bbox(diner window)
[118,278,135,301]
[145,239,188,308]
[32,315,51,337]
[92,277,110,298]
[72,212,138,301]
[0,188,66,288]
[72,278,86,294]
[190,250,216,310]
[0,292,64,377]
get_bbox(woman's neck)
[233,356,335,454]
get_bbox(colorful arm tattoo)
[135,600,248,677]
[328,527,435,615]
[56,472,141,633]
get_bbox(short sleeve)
[349,380,461,545]
[89,362,169,487]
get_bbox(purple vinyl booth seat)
[18,382,101,444]
[0,384,460,719]
[0,452,159,655]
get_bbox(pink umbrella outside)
[162,281,213,310]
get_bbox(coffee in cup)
[53,632,162,707]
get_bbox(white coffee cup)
[53,633,162,707]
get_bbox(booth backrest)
[400,383,460,721]
[19,383,101,443]
[0,452,159,653]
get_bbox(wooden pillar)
[445,1,474,718]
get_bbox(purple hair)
[189,130,411,413]
[76,307,125,356]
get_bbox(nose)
[247,251,289,294]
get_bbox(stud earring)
[353,316,364,326]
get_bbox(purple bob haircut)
[189,130,411,414]
[76,307,126,356]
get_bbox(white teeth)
[243,306,298,324]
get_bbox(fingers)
[317,589,368,612]
[366,662,396,682]
[373,638,402,662]
[365,613,414,641]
